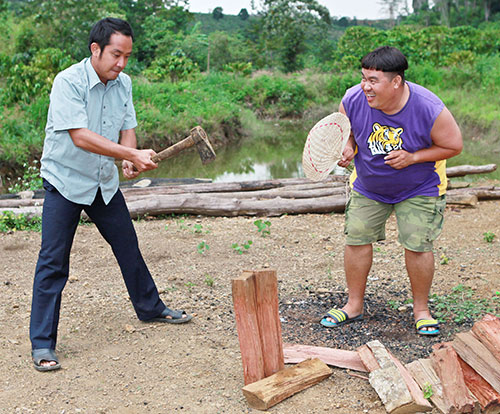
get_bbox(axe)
[134,126,215,170]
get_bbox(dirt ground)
[1,198,499,414]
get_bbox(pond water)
[125,120,499,183]
[128,121,314,183]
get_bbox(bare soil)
[1,199,499,414]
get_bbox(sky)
[186,0,390,20]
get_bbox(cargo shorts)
[344,190,446,252]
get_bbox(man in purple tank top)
[321,46,463,336]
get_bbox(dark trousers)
[30,180,165,350]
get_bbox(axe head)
[191,126,216,165]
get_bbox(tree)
[212,6,223,20]
[256,0,331,72]
[238,8,249,20]
[19,0,122,60]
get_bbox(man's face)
[360,68,401,112]
[90,33,132,84]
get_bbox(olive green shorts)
[344,191,446,252]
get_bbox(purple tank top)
[342,81,446,203]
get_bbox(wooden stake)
[241,358,332,410]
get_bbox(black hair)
[361,46,408,83]
[88,18,134,54]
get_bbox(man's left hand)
[122,160,140,179]
[384,150,415,169]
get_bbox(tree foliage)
[255,0,331,72]
[212,6,223,20]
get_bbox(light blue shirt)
[40,57,137,205]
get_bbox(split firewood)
[232,271,265,385]
[471,314,500,363]
[430,342,476,413]
[283,343,368,372]
[406,358,447,414]
[365,340,432,414]
[232,270,284,385]
[357,344,381,372]
[457,355,500,414]
[453,331,500,394]
[241,358,332,411]
[253,270,284,377]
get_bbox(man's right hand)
[338,145,354,168]
[131,149,158,172]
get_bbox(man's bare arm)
[68,128,157,172]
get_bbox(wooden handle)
[151,135,195,163]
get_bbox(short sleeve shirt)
[40,57,137,205]
[342,82,446,204]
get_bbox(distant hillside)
[191,12,257,35]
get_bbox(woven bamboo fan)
[302,112,351,181]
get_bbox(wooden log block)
[366,340,432,414]
[471,314,500,363]
[241,358,332,410]
[232,271,265,385]
[357,344,381,372]
[453,331,500,394]
[283,343,368,372]
[457,355,500,414]
[431,342,475,413]
[446,193,478,206]
[253,270,284,377]
[407,358,447,414]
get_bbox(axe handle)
[151,135,195,163]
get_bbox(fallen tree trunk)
[1,164,498,217]
[445,164,497,177]
[125,193,347,217]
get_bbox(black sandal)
[32,348,61,372]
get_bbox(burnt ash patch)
[279,289,475,364]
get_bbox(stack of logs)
[285,314,500,414]
[0,164,498,218]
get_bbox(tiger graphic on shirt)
[367,123,404,155]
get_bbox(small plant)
[0,211,42,232]
[8,161,43,193]
[176,218,188,230]
[483,231,496,243]
[423,383,433,400]
[232,240,253,254]
[388,300,401,310]
[439,253,449,265]
[254,219,271,237]
[185,281,196,292]
[204,274,214,287]
[192,223,210,234]
[197,241,209,254]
